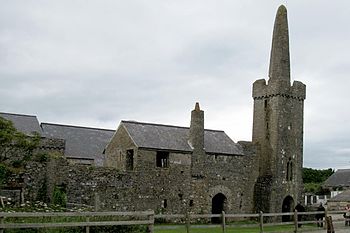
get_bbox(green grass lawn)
[154,224,317,233]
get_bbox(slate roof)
[121,121,244,155]
[41,123,115,166]
[324,169,350,187]
[1,111,246,163]
[329,190,350,202]
[0,112,42,136]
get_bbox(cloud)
[0,1,349,169]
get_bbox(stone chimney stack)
[189,102,204,152]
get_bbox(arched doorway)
[282,196,294,222]
[211,193,227,223]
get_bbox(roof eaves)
[66,156,94,160]
[41,122,114,132]
[206,151,245,156]
[138,147,192,154]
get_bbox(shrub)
[52,186,67,207]
[0,163,11,184]
[11,160,22,168]
[34,153,49,163]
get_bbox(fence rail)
[0,209,347,233]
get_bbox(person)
[345,203,350,226]
[295,203,305,228]
[316,203,325,227]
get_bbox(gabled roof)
[329,190,350,202]
[41,123,115,166]
[121,121,244,155]
[324,169,350,187]
[0,112,42,136]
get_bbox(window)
[286,158,293,181]
[162,199,167,208]
[126,149,134,171]
[265,122,270,139]
[156,151,169,168]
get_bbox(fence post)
[185,211,190,233]
[294,210,298,233]
[324,208,328,230]
[85,216,90,233]
[259,211,263,233]
[221,211,226,233]
[0,215,4,233]
[326,216,335,233]
[148,211,154,233]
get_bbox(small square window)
[156,151,169,168]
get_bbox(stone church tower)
[253,5,306,214]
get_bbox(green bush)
[0,163,11,184]
[34,153,49,163]
[37,177,49,203]
[52,186,67,207]
[11,160,23,168]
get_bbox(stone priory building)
[104,5,306,215]
[0,5,306,216]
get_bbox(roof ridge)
[41,122,115,132]
[0,112,37,118]
[122,120,188,129]
[121,120,224,132]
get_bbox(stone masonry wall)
[19,147,259,215]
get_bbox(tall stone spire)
[253,5,306,214]
[268,5,290,84]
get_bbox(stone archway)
[282,195,294,222]
[211,193,227,223]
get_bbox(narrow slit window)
[126,149,134,171]
[286,158,293,181]
[162,199,167,208]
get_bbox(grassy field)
[154,224,317,233]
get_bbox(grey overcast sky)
[0,1,349,170]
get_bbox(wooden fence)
[0,209,347,233]
[0,210,154,233]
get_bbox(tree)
[302,168,334,183]
[303,167,334,194]
[0,116,40,166]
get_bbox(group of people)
[289,202,350,230]
[315,203,350,228]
